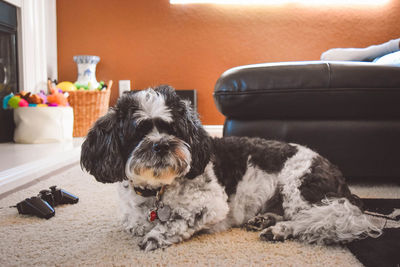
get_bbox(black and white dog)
[81,85,381,251]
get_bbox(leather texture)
[214,61,400,120]
[214,61,400,180]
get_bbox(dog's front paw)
[139,237,160,251]
[128,224,148,237]
[139,235,171,251]
[260,227,276,241]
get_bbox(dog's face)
[81,85,211,188]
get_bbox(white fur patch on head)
[134,89,173,123]
[145,128,166,142]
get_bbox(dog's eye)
[154,119,176,136]
[136,120,153,134]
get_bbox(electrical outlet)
[119,80,131,96]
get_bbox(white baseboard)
[204,125,223,137]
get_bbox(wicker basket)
[67,81,112,137]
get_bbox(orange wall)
[57,0,400,125]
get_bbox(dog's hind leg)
[244,212,283,232]
[244,186,284,232]
[259,221,294,242]
[260,198,382,244]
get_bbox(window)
[170,0,390,6]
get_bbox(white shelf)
[0,138,82,195]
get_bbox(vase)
[73,55,100,90]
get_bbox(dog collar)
[132,185,171,222]
[140,185,170,222]
[133,186,161,197]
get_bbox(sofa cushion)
[374,51,400,66]
[214,61,400,120]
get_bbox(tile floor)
[0,139,82,195]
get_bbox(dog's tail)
[334,179,365,211]
[347,193,365,210]
[291,197,382,245]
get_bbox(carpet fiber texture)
[0,164,399,266]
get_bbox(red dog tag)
[149,210,158,222]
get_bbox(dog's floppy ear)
[80,109,126,183]
[153,84,212,179]
[179,100,212,179]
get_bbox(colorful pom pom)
[8,96,21,109]
[18,98,29,107]
[47,88,69,107]
[2,93,13,109]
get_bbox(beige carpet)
[0,164,399,266]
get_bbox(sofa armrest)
[214,61,400,120]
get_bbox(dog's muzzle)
[125,136,192,186]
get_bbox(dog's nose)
[152,143,169,153]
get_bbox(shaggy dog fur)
[81,85,381,251]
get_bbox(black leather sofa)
[214,61,400,181]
